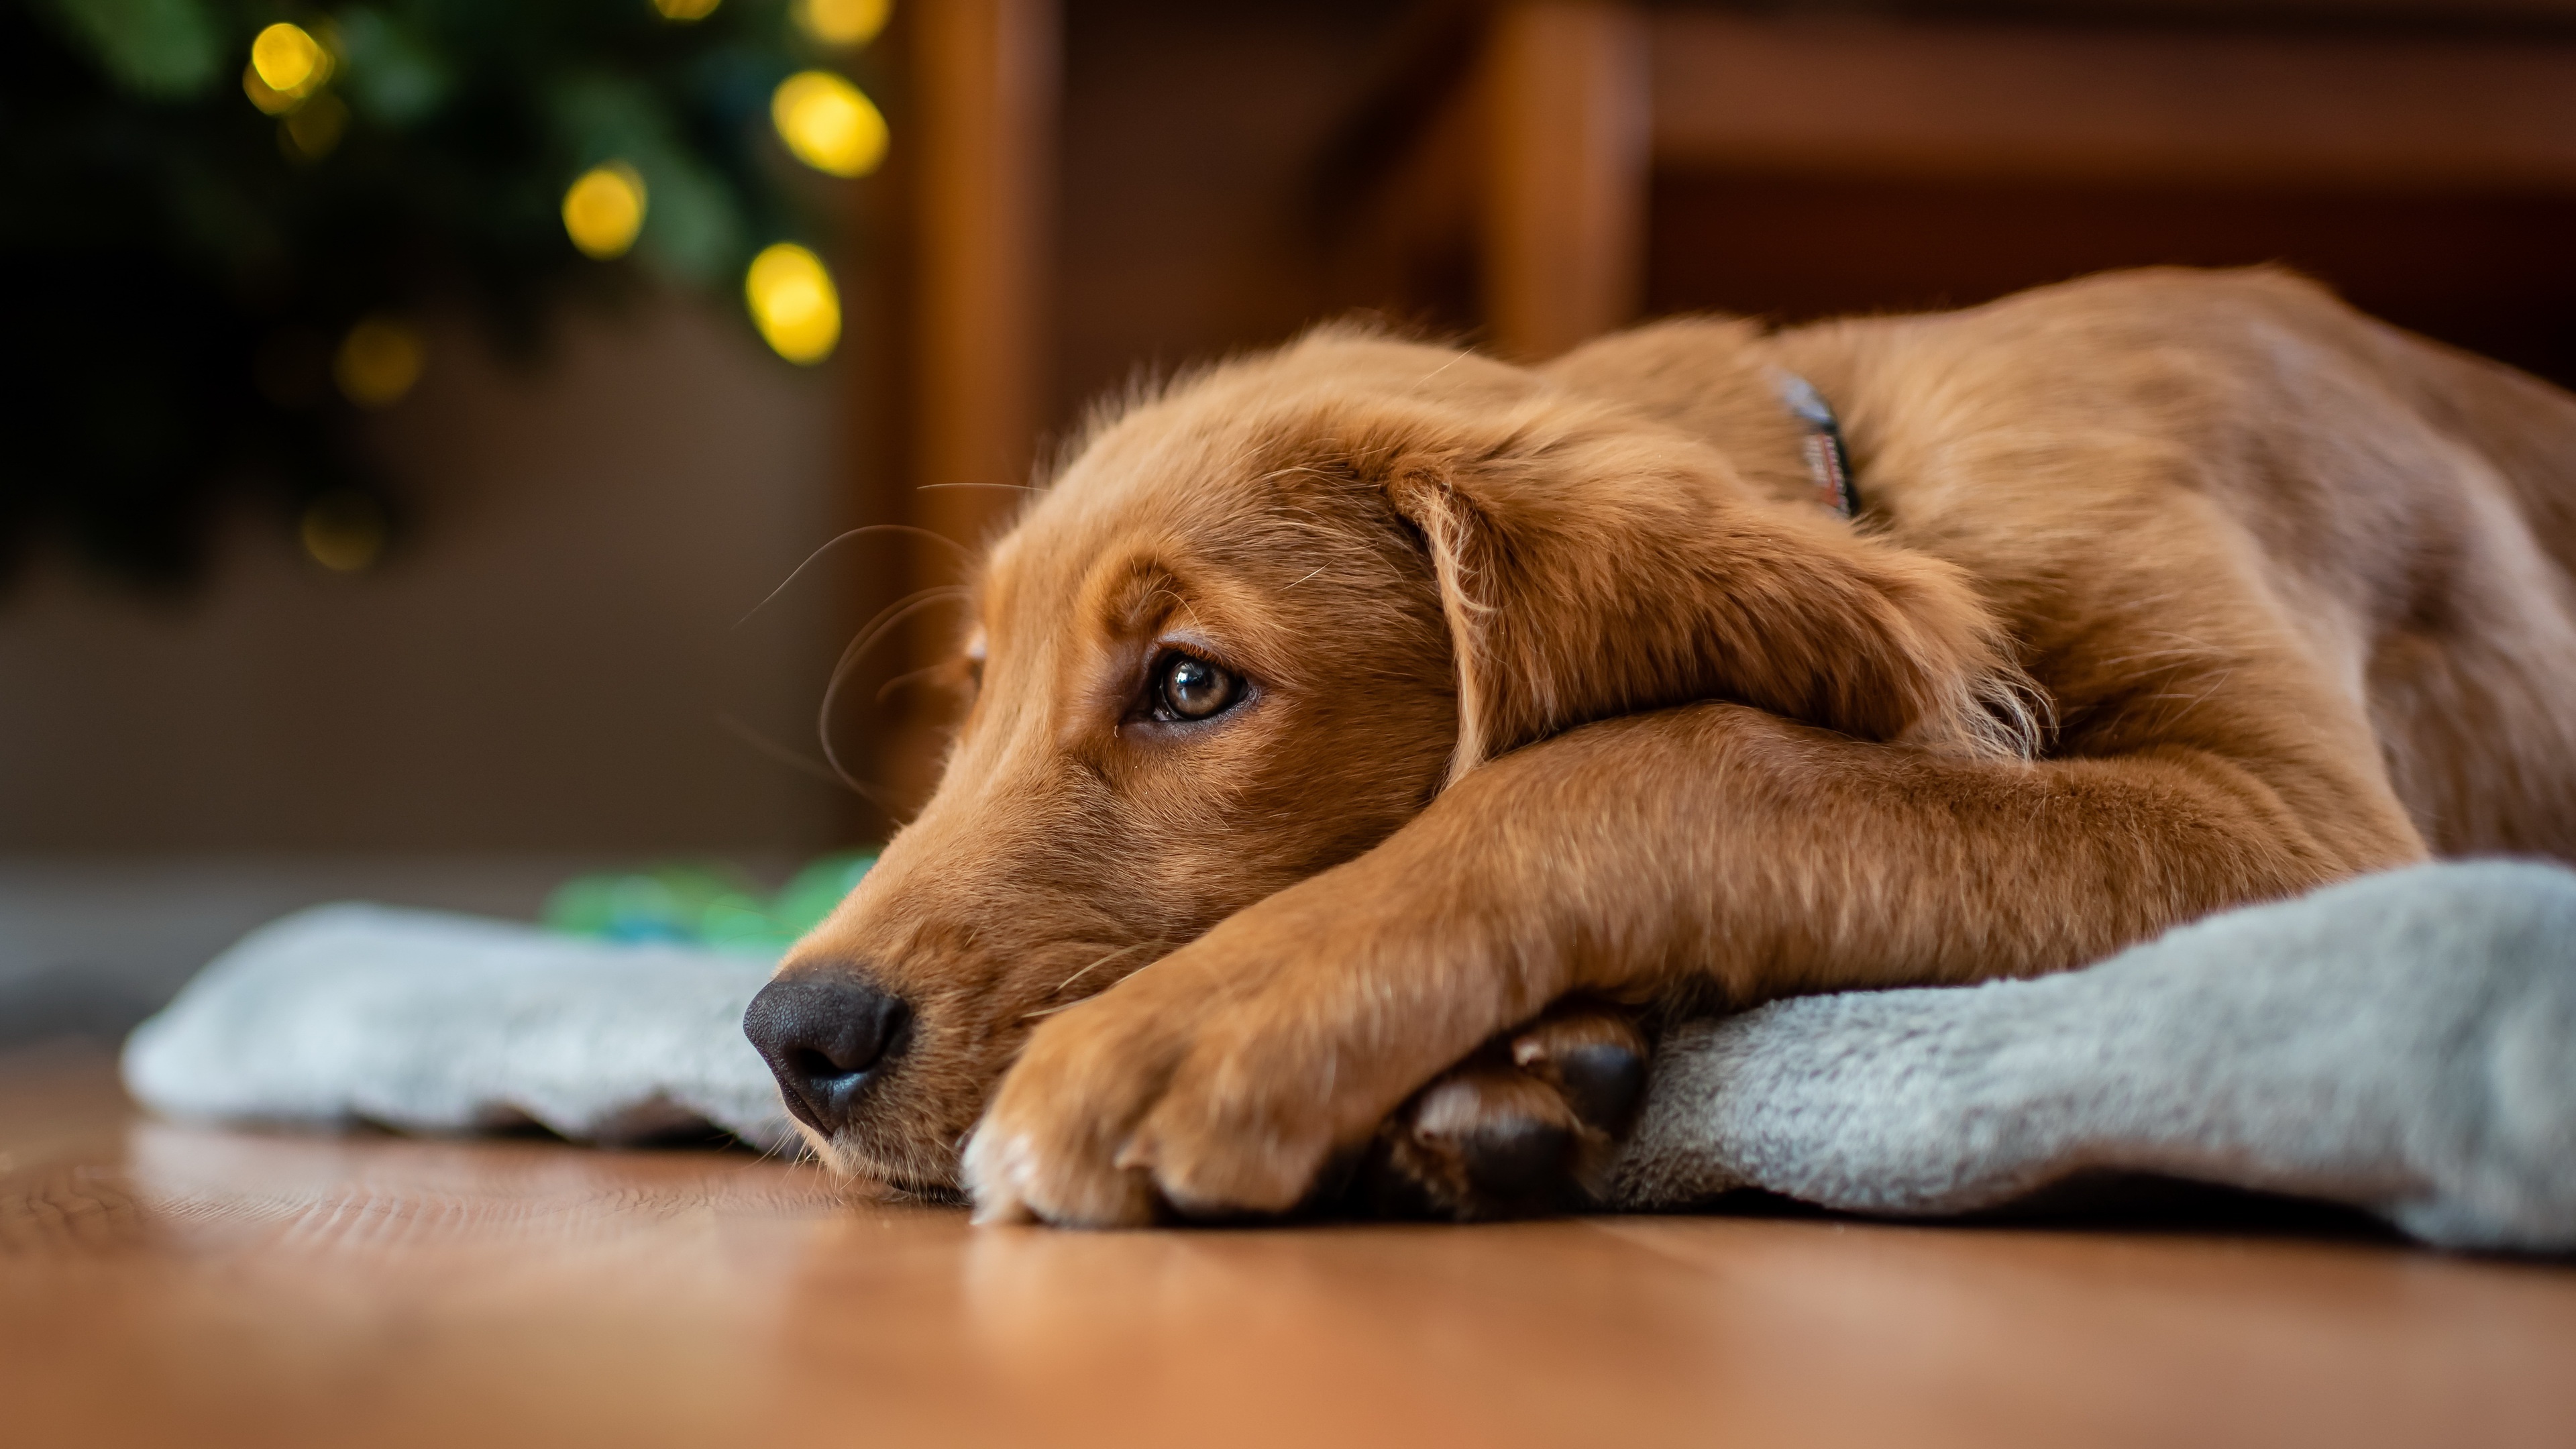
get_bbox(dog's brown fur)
[777,268,2576,1224]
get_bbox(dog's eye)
[1153,652,1242,722]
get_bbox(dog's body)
[747,268,2576,1226]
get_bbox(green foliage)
[37,0,225,98]
[1,0,870,588]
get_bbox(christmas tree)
[1,0,888,586]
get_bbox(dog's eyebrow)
[1094,555,1198,635]
[1283,565,1327,590]
[1145,584,1206,635]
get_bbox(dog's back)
[2339,300,2576,858]
[1550,268,2576,860]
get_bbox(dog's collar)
[1774,370,1859,519]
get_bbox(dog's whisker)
[1017,939,1169,1021]
[818,586,975,799]
[1050,941,1151,997]
[839,584,976,675]
[874,663,957,706]
[735,524,972,630]
[717,713,892,800]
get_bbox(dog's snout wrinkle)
[744,976,913,1134]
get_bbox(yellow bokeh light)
[301,490,389,573]
[793,0,891,47]
[563,163,649,260]
[334,317,426,408]
[745,243,841,364]
[243,63,297,115]
[250,23,331,99]
[771,70,887,178]
[653,0,722,19]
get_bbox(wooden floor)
[4,1044,2572,1448]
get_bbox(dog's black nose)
[743,976,912,1134]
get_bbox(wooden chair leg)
[881,0,1059,810]
[912,0,1059,547]
[1480,1,1650,362]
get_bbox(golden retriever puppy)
[743,267,2576,1226]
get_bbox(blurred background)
[9,0,2576,1042]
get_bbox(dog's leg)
[1352,1004,1648,1220]
[965,700,2424,1228]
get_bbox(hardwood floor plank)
[3,1046,2569,1447]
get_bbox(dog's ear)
[1372,425,2043,784]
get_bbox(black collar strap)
[1774,370,1859,519]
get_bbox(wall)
[0,296,864,855]
[1053,0,1401,421]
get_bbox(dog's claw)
[1354,1004,1648,1222]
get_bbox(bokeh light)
[562,163,649,260]
[793,0,892,48]
[744,243,840,364]
[653,0,722,19]
[771,70,888,178]
[243,64,297,116]
[333,317,426,407]
[250,23,331,99]
[280,95,348,162]
[300,490,389,573]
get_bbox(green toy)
[542,851,874,955]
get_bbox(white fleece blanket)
[121,861,2576,1250]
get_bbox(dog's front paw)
[959,993,1179,1228]
[961,952,1355,1228]
[1354,1005,1648,1221]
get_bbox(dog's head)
[747,323,2034,1193]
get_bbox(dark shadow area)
[1650,174,2576,386]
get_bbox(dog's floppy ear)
[1372,424,2043,784]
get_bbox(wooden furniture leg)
[1479,1,1649,362]
[887,0,1060,806]
[912,0,1059,538]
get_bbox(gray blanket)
[122,861,2576,1249]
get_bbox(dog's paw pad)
[1508,1010,1650,1134]
[1355,1004,1649,1222]
[1452,1117,1578,1210]
[1543,1041,1648,1135]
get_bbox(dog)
[743,267,2576,1227]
